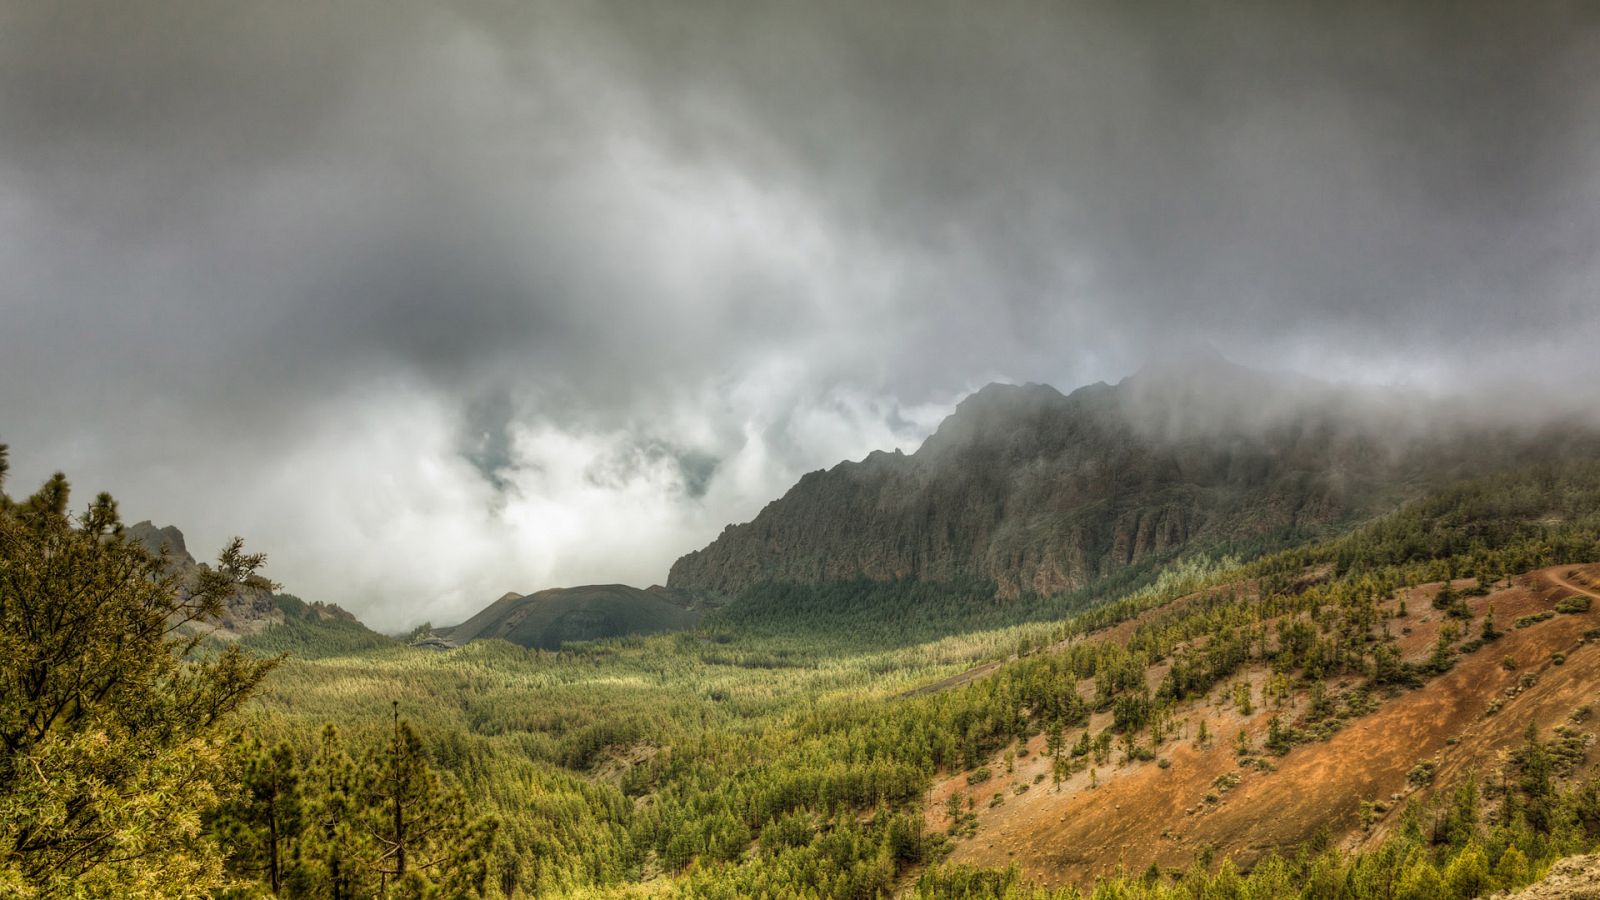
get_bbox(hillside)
[232,460,1600,898]
[669,357,1600,601]
[126,519,283,638]
[930,564,1600,889]
[435,583,702,650]
[126,519,391,655]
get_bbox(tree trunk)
[392,701,406,878]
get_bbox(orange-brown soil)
[927,565,1600,889]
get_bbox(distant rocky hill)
[125,520,196,568]
[126,520,370,645]
[434,584,701,651]
[669,354,1600,599]
[126,520,282,636]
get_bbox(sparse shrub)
[1233,682,1254,716]
[1265,716,1295,756]
[1556,596,1592,614]
[1359,800,1380,830]
[966,767,992,786]
[1481,606,1503,642]
[1407,759,1438,787]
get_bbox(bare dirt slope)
[929,565,1600,890]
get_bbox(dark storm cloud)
[567,1,1600,359]
[3,0,1597,626]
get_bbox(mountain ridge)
[668,360,1600,600]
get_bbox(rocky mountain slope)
[669,356,1599,600]
[434,584,701,651]
[931,564,1600,889]
[126,520,369,643]
[126,519,282,637]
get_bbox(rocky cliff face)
[668,359,1598,599]
[126,520,282,637]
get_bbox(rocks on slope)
[1503,854,1600,898]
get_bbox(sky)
[2,1,1598,630]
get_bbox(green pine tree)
[215,739,305,893]
[356,704,497,898]
[0,455,279,895]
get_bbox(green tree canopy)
[0,446,280,896]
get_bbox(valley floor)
[231,462,1600,897]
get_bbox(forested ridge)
[6,442,1600,897]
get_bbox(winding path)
[1543,565,1600,601]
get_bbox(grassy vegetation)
[236,594,398,659]
[225,461,1600,898]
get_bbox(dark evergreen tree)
[356,704,496,898]
[215,740,306,893]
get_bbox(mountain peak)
[916,381,1072,458]
[125,521,195,567]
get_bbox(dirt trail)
[902,658,1010,698]
[1546,567,1600,601]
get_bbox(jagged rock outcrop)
[125,520,195,568]
[668,355,1600,599]
[126,520,281,637]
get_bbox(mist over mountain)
[4,1,1598,630]
[670,356,1600,599]
[11,2,1600,896]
